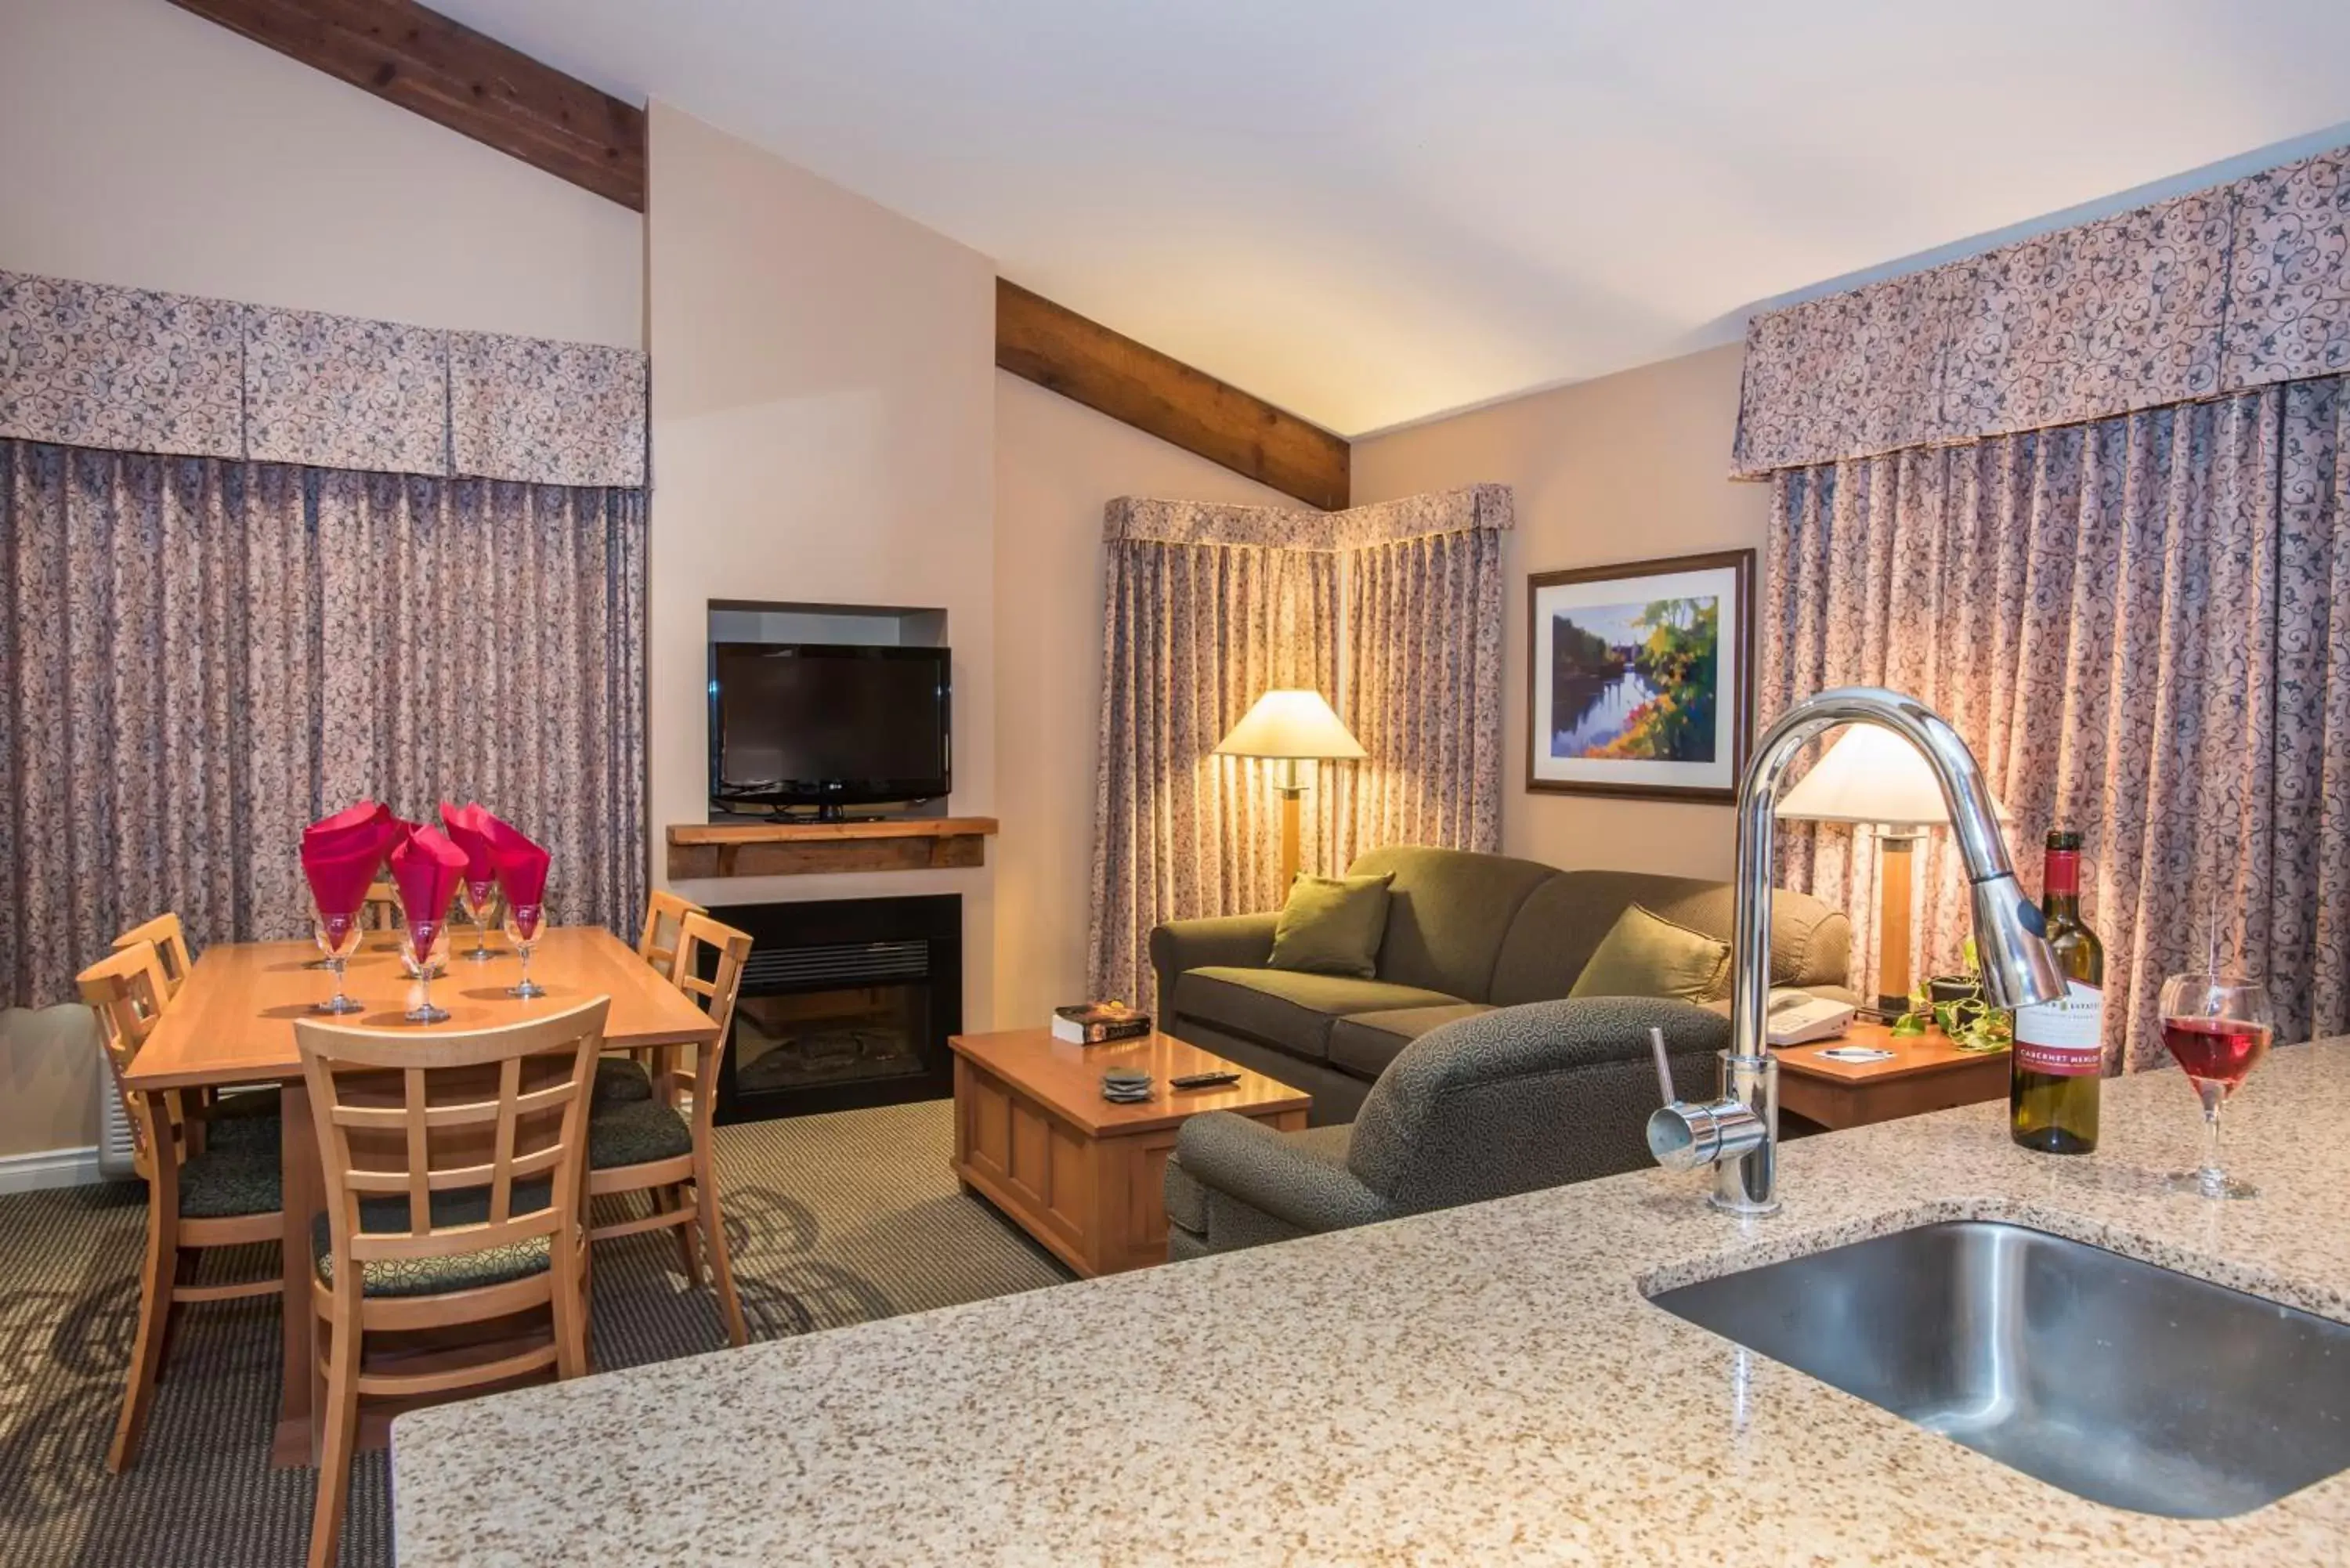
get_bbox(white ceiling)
[437,0,2350,437]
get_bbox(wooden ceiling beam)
[170,1,1350,504]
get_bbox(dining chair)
[111,911,281,1151]
[77,941,284,1474]
[109,912,194,999]
[587,912,753,1348]
[599,888,708,1107]
[294,998,609,1568]
[360,879,403,930]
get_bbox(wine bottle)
[2011,829,2105,1153]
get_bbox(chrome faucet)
[1646,687,2068,1215]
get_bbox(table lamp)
[1214,689,1365,891]
[1775,724,2011,1016]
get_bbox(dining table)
[120,923,722,1467]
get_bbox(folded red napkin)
[438,801,498,903]
[302,800,391,845]
[480,812,551,912]
[390,826,469,959]
[301,801,397,917]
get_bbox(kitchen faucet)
[1646,687,2067,1215]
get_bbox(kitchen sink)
[1647,1219,2350,1518]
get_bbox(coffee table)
[949,1029,1310,1277]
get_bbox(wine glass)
[459,879,501,962]
[503,901,548,999]
[400,917,452,1024]
[312,906,365,1014]
[2158,971,2274,1200]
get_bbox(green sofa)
[1149,844,1854,1125]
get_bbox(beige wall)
[991,370,1299,1028]
[1350,342,1767,881]
[0,0,643,348]
[646,106,1003,1021]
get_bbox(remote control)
[1170,1071,1241,1089]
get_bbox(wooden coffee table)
[1774,1021,2011,1130]
[949,1029,1310,1277]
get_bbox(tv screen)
[709,643,951,813]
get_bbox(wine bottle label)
[2014,981,2103,1076]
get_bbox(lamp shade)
[1775,724,2008,830]
[1214,689,1365,761]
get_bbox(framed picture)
[1525,549,1755,802]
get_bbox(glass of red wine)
[2157,971,2274,1200]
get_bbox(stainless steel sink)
[1648,1220,2350,1518]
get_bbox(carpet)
[0,1099,1072,1567]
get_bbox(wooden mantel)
[667,818,999,879]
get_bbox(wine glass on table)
[312,905,365,1014]
[503,901,548,999]
[2158,972,2274,1200]
[459,879,500,962]
[400,918,453,1024]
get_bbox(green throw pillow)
[1267,873,1395,977]
[1569,904,1733,1003]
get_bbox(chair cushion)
[204,1086,282,1152]
[589,1098,694,1169]
[1267,873,1394,977]
[1173,967,1462,1064]
[594,1056,653,1104]
[178,1145,284,1219]
[1568,904,1734,1003]
[1488,872,1853,1005]
[1327,1003,1495,1081]
[311,1181,554,1298]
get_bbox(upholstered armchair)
[1162,996,1729,1259]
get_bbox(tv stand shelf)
[667,818,999,879]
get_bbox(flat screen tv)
[708,643,951,817]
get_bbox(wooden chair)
[77,942,283,1473]
[360,879,403,930]
[110,912,194,999]
[112,912,281,1150]
[587,912,753,1348]
[601,889,708,1104]
[295,999,609,1568]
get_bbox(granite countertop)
[394,1037,2350,1566]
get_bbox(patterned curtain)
[1086,536,1339,1006]
[0,441,648,1007]
[1335,521,1506,865]
[1760,378,2349,1067]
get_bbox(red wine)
[2161,1017,2271,1096]
[2012,830,2104,1154]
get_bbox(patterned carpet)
[0,1100,1072,1567]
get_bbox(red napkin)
[300,801,396,918]
[302,800,391,845]
[389,826,469,959]
[479,813,551,908]
[438,801,498,903]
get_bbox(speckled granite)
[395,1038,2350,1566]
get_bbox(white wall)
[645,105,1003,1021]
[0,0,643,348]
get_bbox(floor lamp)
[1214,689,1365,891]
[1775,724,2011,1017]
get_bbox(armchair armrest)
[1172,1112,1390,1235]
[1149,912,1279,1017]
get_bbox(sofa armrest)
[1149,912,1279,1017]
[1171,1112,1389,1235]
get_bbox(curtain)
[1086,537,1338,1006]
[0,440,648,1008]
[1760,378,2349,1067]
[1335,525,1506,865]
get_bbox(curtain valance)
[0,270,646,488]
[1734,145,2349,475]
[1102,484,1512,548]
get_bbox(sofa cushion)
[1568,904,1733,1003]
[1327,1003,1495,1081]
[1488,871,1852,1005]
[1173,966,1463,1064]
[1346,846,1560,1002]
[1268,873,1394,977]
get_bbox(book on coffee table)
[1052,1002,1152,1046]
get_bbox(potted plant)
[1889,938,2013,1053]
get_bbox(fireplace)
[708,894,960,1123]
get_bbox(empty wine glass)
[312,906,365,1014]
[503,901,548,999]
[400,918,452,1024]
[2158,971,2274,1200]
[459,879,500,962]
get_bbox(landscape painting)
[1527,551,1754,800]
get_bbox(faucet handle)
[1647,1026,1676,1107]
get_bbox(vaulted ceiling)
[434,0,2350,437]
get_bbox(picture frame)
[1525,549,1755,803]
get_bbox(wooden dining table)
[121,923,721,1466]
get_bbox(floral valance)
[1103,483,1512,550]
[1734,145,2349,475]
[0,270,646,488]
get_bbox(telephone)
[1765,987,1857,1046]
